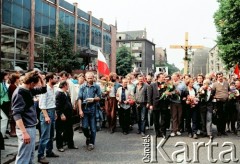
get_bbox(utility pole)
[29,0,35,70]
[170,32,203,74]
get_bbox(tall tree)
[116,46,135,76]
[214,0,240,69]
[43,24,80,73]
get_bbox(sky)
[66,0,219,69]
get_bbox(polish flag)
[234,64,240,78]
[98,49,110,76]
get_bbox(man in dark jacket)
[55,81,78,152]
[147,73,169,138]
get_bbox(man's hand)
[45,116,51,124]
[22,131,31,144]
[61,114,66,121]
[146,103,150,108]
[73,100,78,111]
[165,91,171,96]
[149,105,153,110]
[86,98,94,103]
[38,73,46,86]
[79,110,84,118]
[55,112,57,120]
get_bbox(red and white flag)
[234,64,240,78]
[97,49,110,76]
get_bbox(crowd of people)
[0,69,240,164]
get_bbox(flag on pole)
[98,49,110,76]
[234,64,240,78]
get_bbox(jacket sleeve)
[182,89,188,99]
[147,84,153,105]
[12,93,26,121]
[31,86,47,96]
[77,85,84,101]
[211,83,216,97]
[55,92,65,116]
[95,85,101,99]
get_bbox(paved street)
[1,124,240,164]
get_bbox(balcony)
[135,57,142,61]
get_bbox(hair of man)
[23,70,40,84]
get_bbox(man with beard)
[78,72,101,151]
[145,75,153,130]
[106,73,121,133]
[38,73,59,164]
[146,75,153,85]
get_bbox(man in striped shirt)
[38,73,59,164]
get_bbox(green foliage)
[43,24,81,73]
[214,0,240,69]
[116,46,135,76]
[166,63,180,75]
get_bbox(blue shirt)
[78,83,101,113]
[171,81,186,103]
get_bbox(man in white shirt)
[38,73,59,164]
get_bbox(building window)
[125,43,130,47]
[152,54,154,60]
[12,4,23,28]
[1,37,15,59]
[135,62,142,68]
[34,44,44,62]
[16,30,29,40]
[16,40,29,60]
[1,25,15,38]
[210,53,213,57]
[133,42,142,47]
[15,61,28,70]
[1,60,14,70]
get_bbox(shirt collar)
[217,81,224,85]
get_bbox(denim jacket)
[78,83,101,113]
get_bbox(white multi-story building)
[189,48,210,77]
[207,45,229,76]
